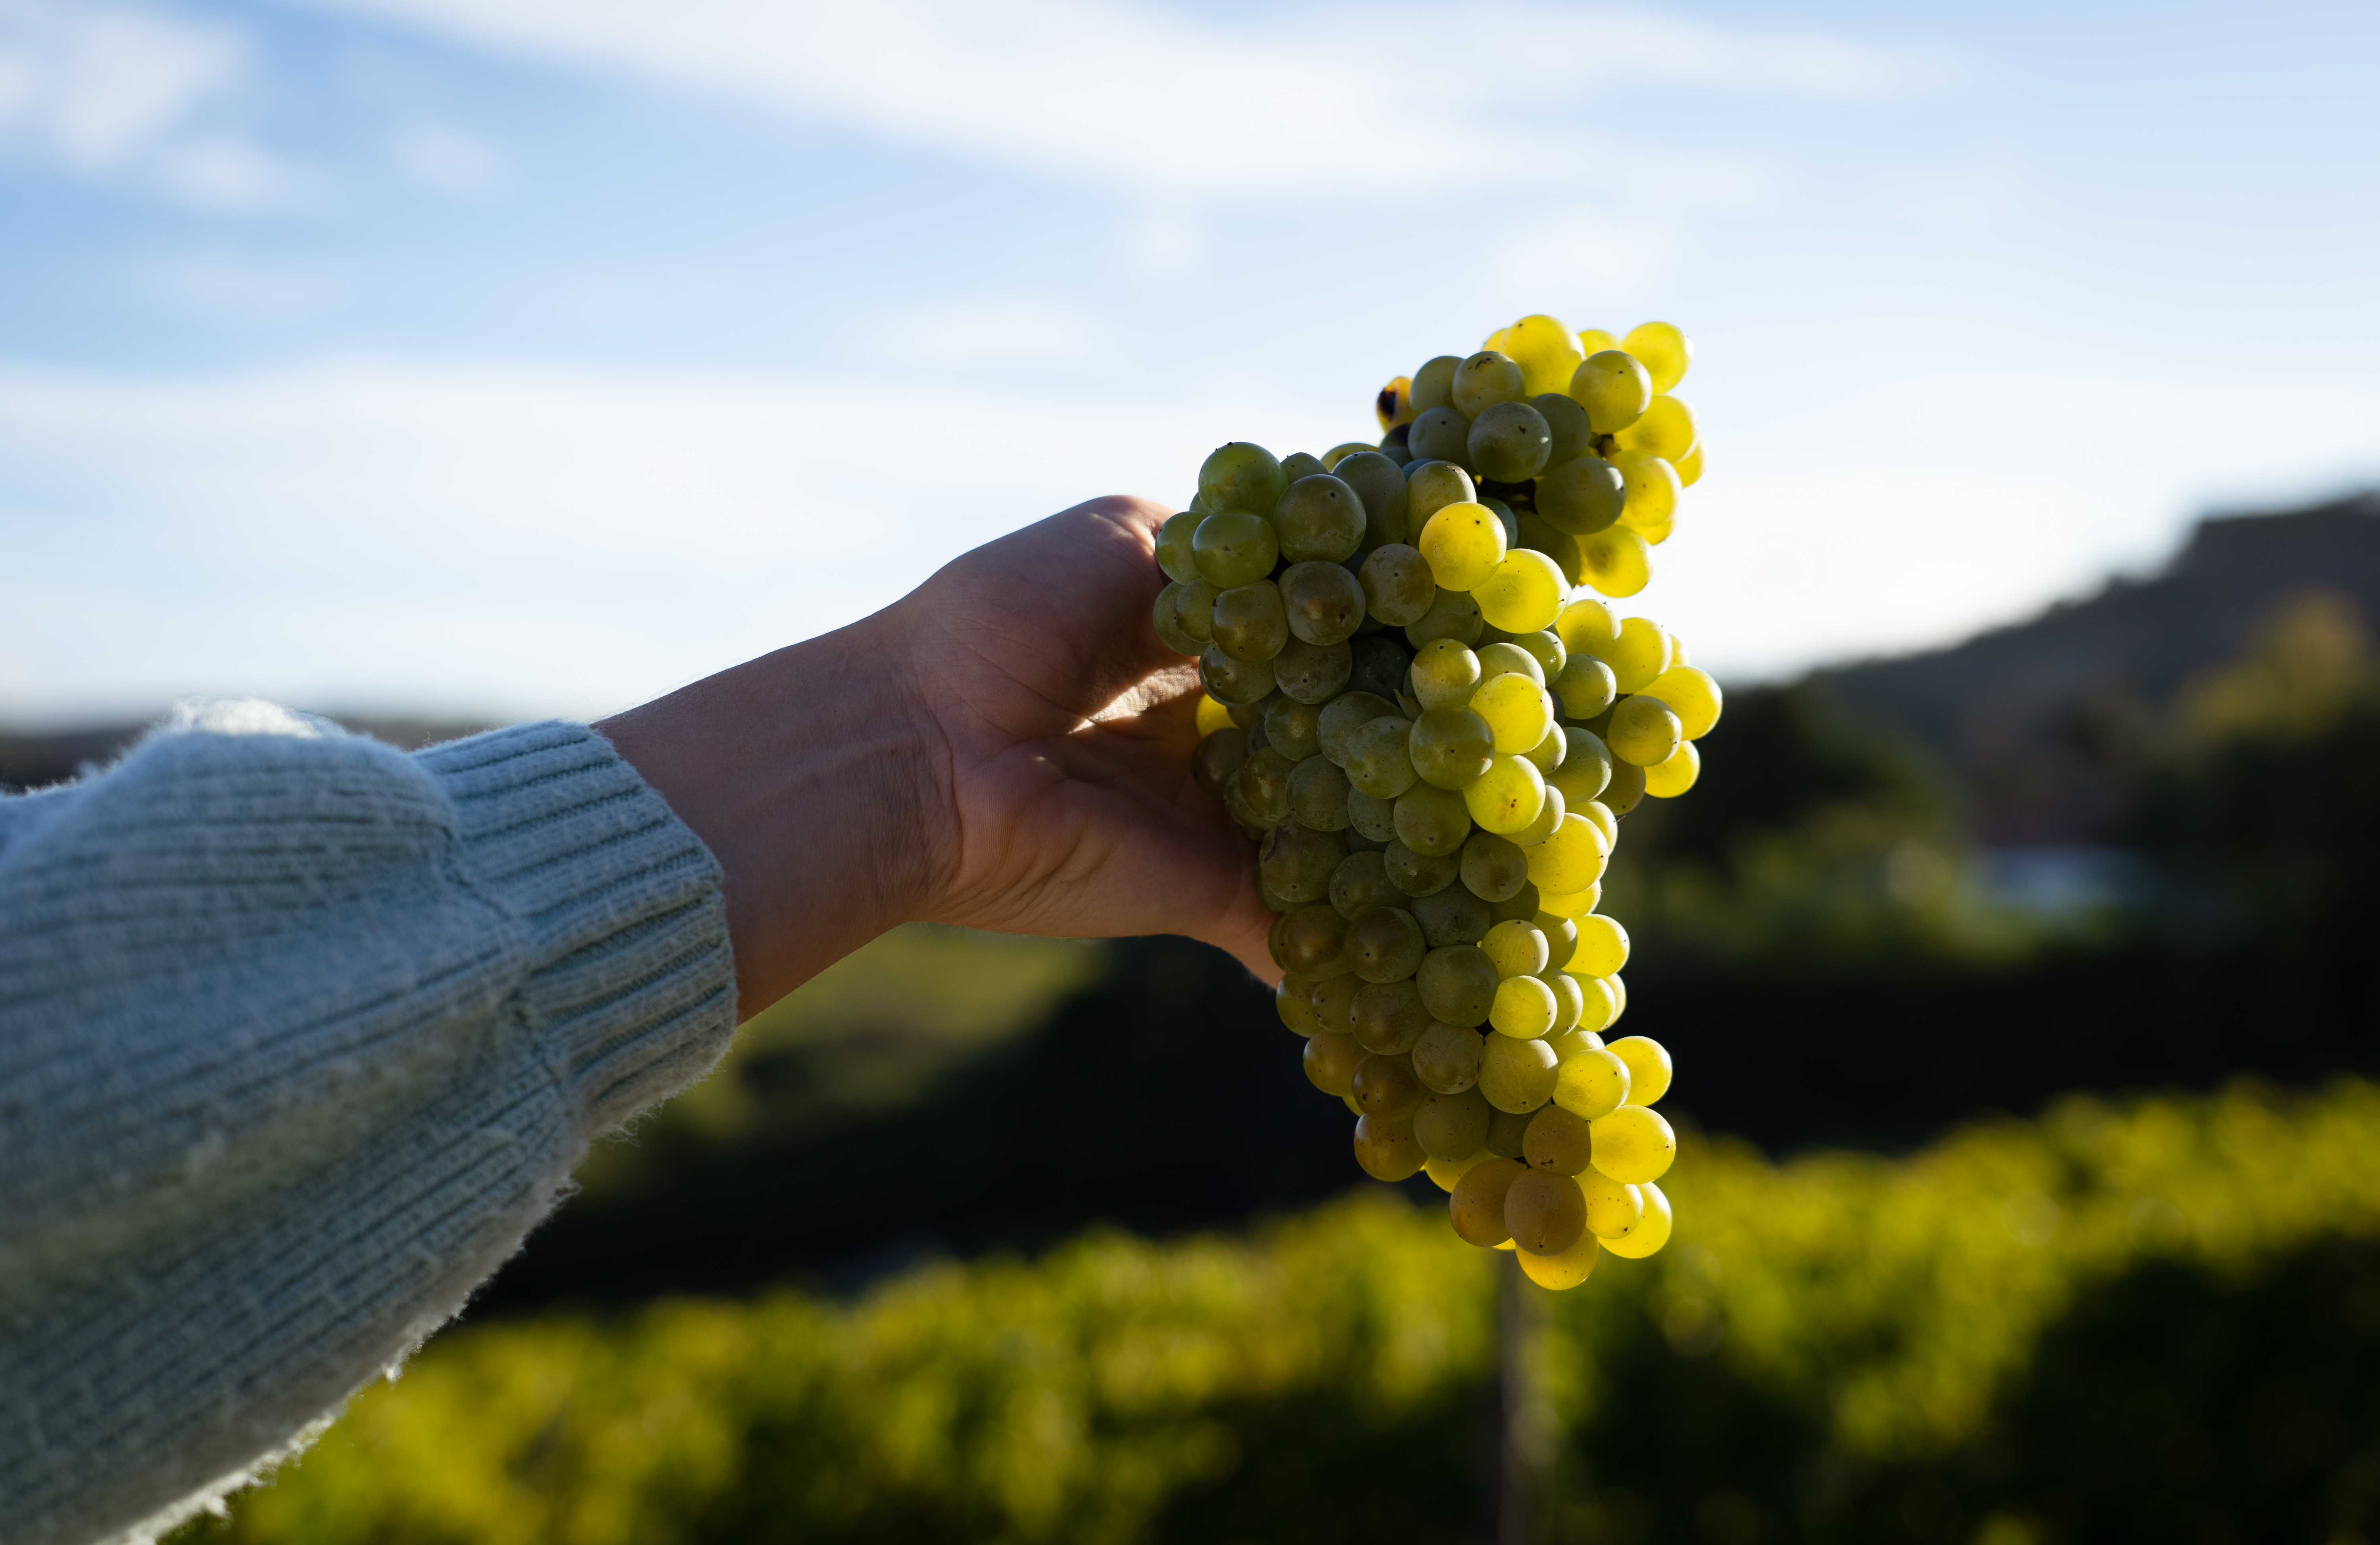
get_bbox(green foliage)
[182,1081,2380,1545]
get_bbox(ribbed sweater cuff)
[413,721,737,1133]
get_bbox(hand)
[599,496,1278,1018]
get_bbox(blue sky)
[2,0,2376,725]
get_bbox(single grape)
[1411,882,1492,946]
[1172,578,1219,644]
[1459,832,1530,903]
[1572,973,1617,1035]
[1599,1179,1671,1258]
[1622,322,1691,393]
[1358,545,1434,627]
[1152,583,1200,656]
[1643,665,1722,740]
[1600,757,1647,816]
[1613,393,1696,464]
[1606,1035,1672,1106]
[1346,788,1398,844]
[1405,460,1477,531]
[1288,755,1354,832]
[1607,695,1683,767]
[1547,729,1612,809]
[1570,350,1652,433]
[1463,753,1546,836]
[1332,450,1411,549]
[1555,1044,1631,1121]
[1506,1167,1587,1255]
[1393,782,1473,858]
[1612,450,1680,535]
[1340,713,1419,799]
[1413,1084,1493,1160]
[1516,1221,1602,1290]
[1302,1029,1365,1096]
[1565,914,1630,980]
[1280,451,1328,484]
[1540,967,1585,1033]
[1417,944,1498,1027]
[1264,696,1323,761]
[1199,441,1287,516]
[1309,972,1363,1037]
[1643,741,1701,798]
[1317,691,1397,763]
[1470,673,1554,753]
[1405,588,1485,650]
[1580,526,1652,598]
[1574,798,1617,850]
[1518,517,1585,588]
[1273,638,1353,704]
[1520,724,1565,774]
[1552,654,1618,721]
[1275,971,1319,1036]
[1273,474,1368,563]
[1531,392,1593,467]
[1589,1104,1675,1184]
[1481,918,1549,978]
[1191,510,1278,589]
[1533,454,1625,537]
[1353,1113,1427,1182]
[1478,495,1522,550]
[1274,903,1353,977]
[1576,327,1619,354]
[1382,838,1459,897]
[1352,1050,1426,1119]
[1676,440,1704,488]
[1413,1022,1486,1094]
[1489,974,1557,1038]
[1155,510,1203,584]
[1278,560,1366,647]
[1406,406,1471,465]
[1467,400,1553,483]
[1503,315,1587,395]
[1191,727,1248,800]
[1554,596,1619,655]
[1418,503,1507,593]
[1609,974,1629,1027]
[1474,549,1566,635]
[1484,1106,1534,1159]
[1410,355,1463,413]
[1480,1022,1559,1108]
[1449,1156,1528,1246]
[1509,782,1566,847]
[1349,905,1426,983]
[1195,695,1236,737]
[1234,745,1296,826]
[1423,1151,1489,1194]
[1351,978,1432,1055]
[1524,813,1610,895]
[1211,580,1289,663]
[1535,912,1578,971]
[1451,351,1525,417]
[1259,823,1345,905]
[1406,638,1478,712]
[1523,1103,1595,1173]
[1474,640,1542,685]
[1328,850,1397,920]
[1200,642,1276,707]
[1409,706,1494,790]
[1489,882,1541,926]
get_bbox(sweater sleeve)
[0,702,739,1545]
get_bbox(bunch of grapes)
[1156,316,1716,1292]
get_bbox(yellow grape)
[1464,753,1546,835]
[1374,378,1414,433]
[1643,740,1701,798]
[1581,1168,1645,1240]
[1522,1102,1593,1173]
[1509,782,1565,847]
[1449,1156,1528,1245]
[1547,1026,1605,1062]
[1481,918,1550,978]
[1520,723,1564,772]
[1555,596,1621,656]
[1623,322,1691,393]
[1576,327,1619,355]
[1599,1179,1672,1258]
[1612,394,1696,462]
[1573,973,1617,1035]
[1580,527,1651,598]
[1645,665,1722,739]
[1504,313,1586,397]
[1355,1113,1428,1181]
[1196,696,1236,737]
[1490,974,1557,1038]
[1472,548,1566,633]
[1424,1149,1493,1193]
[1570,350,1651,433]
[1609,972,1628,1027]
[1418,502,1509,592]
[1667,631,1691,666]
[1553,1045,1630,1119]
[1574,800,1616,849]
[1506,1168,1587,1254]
[1517,1224,1601,1290]
[1540,967,1583,1034]
[1589,1103,1675,1184]
[1612,451,1680,532]
[1471,673,1555,753]
[1524,812,1609,895]
[1483,325,1514,354]
[1590,616,1673,694]
[1535,884,1595,919]
[1639,514,1675,547]
[1412,638,1483,710]
[1607,696,1683,767]
[1568,913,1630,978]
[1479,1031,1558,1109]
[1606,1035,1672,1106]
[1676,439,1704,487]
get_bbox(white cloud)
[387,119,503,195]
[878,299,1103,370]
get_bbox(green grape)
[1357,545,1434,627]
[1608,695,1682,767]
[1303,1030,1366,1096]
[1644,740,1700,798]
[1412,1022,1486,1094]
[1410,355,1463,413]
[1169,578,1218,645]
[1460,832,1530,902]
[1332,450,1411,550]
[1580,526,1652,598]
[1463,753,1546,835]
[1352,1050,1426,1119]
[1273,638,1353,704]
[1265,696,1323,761]
[1411,882,1491,946]
[1418,944,1498,1027]
[1406,406,1471,465]
[1553,1045,1630,1119]
[1524,812,1610,894]
[1588,617,1669,694]
[1259,823,1345,904]
[1474,550,1565,635]
[1532,392,1593,467]
[1449,1156,1526,1245]
[1466,400,1553,483]
[1278,560,1366,646]
[1568,913,1629,978]
[1330,849,1398,919]
[1481,918,1549,978]
[1347,787,1398,843]
[1353,1113,1427,1182]
[1483,1107,1534,1160]
[1540,966,1584,1033]
[1601,757,1646,816]
[1414,1085,1493,1159]
[1676,439,1704,488]
[1523,1103,1594,1174]
[1489,881,1541,925]
[1490,974,1557,1037]
[1570,351,1651,433]
[1574,797,1617,849]
[1234,745,1296,826]
[1289,754,1353,832]
[1546,728,1612,809]
[1405,460,1477,530]
[1475,640,1543,686]
[1511,629,1566,680]
[1410,706,1494,789]
[1478,496,1522,550]
[1601,1179,1670,1258]
[1518,516,1585,588]
[1201,644,1276,707]
[1274,474,1368,563]
[1383,838,1459,897]
[1280,451,1328,484]
[1480,1030,1559,1112]
[1349,905,1426,983]
[1418,502,1507,592]
[1273,902,1352,977]
[1405,588,1484,650]
[1547,1026,1603,1062]
[1645,665,1722,740]
[1612,393,1696,463]
[1152,582,1201,656]
[1155,510,1204,584]
[1510,782,1566,847]
[1199,441,1287,516]
[1342,713,1420,799]
[1470,672,1554,753]
[1607,1035,1672,1105]
[1451,351,1524,417]
[1309,971,1363,1036]
[1536,912,1578,971]
[1317,691,1397,764]
[1192,511,1279,588]
[1334,442,1382,472]
[1552,654,1618,721]
[1554,596,1619,656]
[1411,638,1482,710]
[1589,1104,1675,1183]
[1351,978,1431,1054]
[1612,450,1680,533]
[1534,454,1625,536]
[1276,972,1319,1036]
[1393,781,1473,857]
[1347,636,1411,703]
[1581,1167,1645,1241]
[1190,726,1249,800]
[1623,322,1691,393]
[1211,580,1289,662]
[1520,725,1565,776]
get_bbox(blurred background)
[5,0,2379,1540]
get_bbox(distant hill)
[1818,492,2380,843]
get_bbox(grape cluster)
[1159,316,1715,1291]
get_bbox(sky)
[2,0,2376,726]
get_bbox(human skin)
[597,495,1282,1018]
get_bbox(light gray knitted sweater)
[0,703,740,1545]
